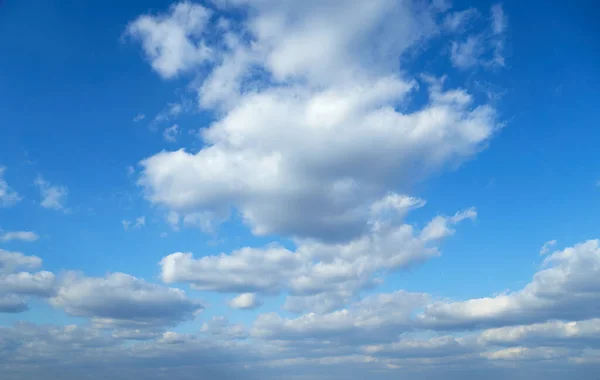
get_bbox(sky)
[0,0,599,379]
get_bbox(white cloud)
[419,240,600,329]
[131,0,497,243]
[479,319,600,348]
[133,113,146,122]
[140,80,494,242]
[0,271,56,297]
[0,249,42,274]
[163,124,180,142]
[34,176,68,210]
[228,293,261,310]
[251,290,429,343]
[0,166,21,207]
[125,1,212,78]
[50,272,203,328]
[160,203,474,313]
[0,231,39,242]
[0,250,55,313]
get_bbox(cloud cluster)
[161,203,475,313]
[130,0,498,243]
[0,249,54,312]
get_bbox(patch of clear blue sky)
[1,0,599,328]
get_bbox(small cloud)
[34,176,68,211]
[133,113,146,122]
[123,216,146,232]
[0,166,21,207]
[163,124,180,142]
[228,293,261,310]
[166,211,180,231]
[0,230,39,242]
[160,232,168,238]
[126,166,135,177]
[540,240,557,256]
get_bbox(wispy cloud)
[34,176,68,211]
[0,166,21,207]
[122,216,146,231]
[163,124,180,142]
[0,230,39,242]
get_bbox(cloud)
[160,203,474,313]
[125,1,212,78]
[251,290,430,344]
[123,216,146,231]
[0,250,55,313]
[228,293,261,310]
[419,240,600,330]
[201,316,247,339]
[540,239,557,255]
[0,249,42,274]
[0,230,39,242]
[163,124,180,142]
[0,271,56,297]
[133,113,146,122]
[450,4,507,69]
[0,295,28,313]
[50,272,203,328]
[34,176,68,210]
[443,8,480,32]
[0,166,21,207]
[479,319,600,349]
[131,1,498,243]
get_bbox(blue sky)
[1,0,600,379]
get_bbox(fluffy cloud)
[34,175,68,210]
[0,249,42,273]
[0,230,39,242]
[228,292,261,310]
[0,250,55,313]
[50,272,203,328]
[160,203,475,313]
[0,166,21,207]
[133,0,497,243]
[126,1,212,78]
[419,240,600,329]
[0,271,56,297]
